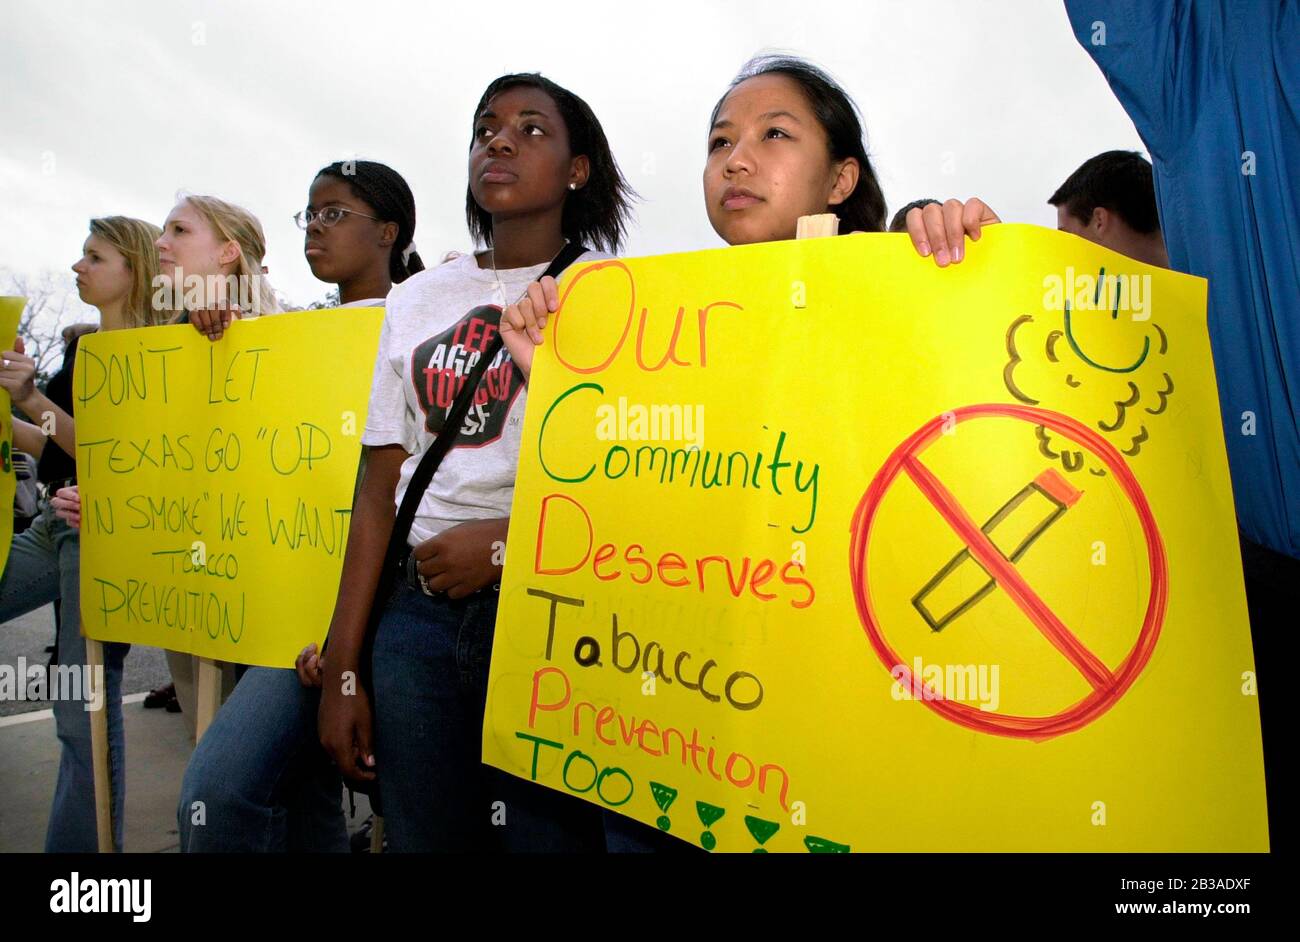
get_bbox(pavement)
[0,603,171,717]
[0,603,372,852]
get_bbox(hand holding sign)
[189,299,240,342]
[52,485,81,529]
[904,197,1001,265]
[500,275,559,382]
[0,335,38,407]
[294,643,324,688]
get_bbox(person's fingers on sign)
[190,298,238,342]
[499,275,559,382]
[51,485,81,529]
[0,336,38,404]
[906,197,1000,267]
[959,196,999,242]
[295,644,324,689]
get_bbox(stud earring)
[568,182,577,190]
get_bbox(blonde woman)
[157,193,281,339]
[53,195,281,737]
[0,216,162,852]
[149,193,282,732]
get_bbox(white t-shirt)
[361,249,602,545]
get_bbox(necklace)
[489,240,569,306]
[488,248,509,306]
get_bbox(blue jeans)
[177,666,348,852]
[0,500,128,852]
[371,580,605,852]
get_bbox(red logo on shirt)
[409,305,523,447]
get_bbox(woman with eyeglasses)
[297,160,425,307]
[177,160,422,852]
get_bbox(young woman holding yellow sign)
[501,55,1000,381]
[316,72,634,852]
[0,215,162,852]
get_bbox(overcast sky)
[0,0,1143,313]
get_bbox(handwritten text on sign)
[76,309,382,667]
[482,227,1268,852]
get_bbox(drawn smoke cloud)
[1002,268,1175,475]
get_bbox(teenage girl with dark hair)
[301,159,426,303]
[705,56,998,255]
[504,55,999,379]
[177,160,422,852]
[317,72,634,852]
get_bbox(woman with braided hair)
[176,160,421,853]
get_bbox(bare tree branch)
[1,268,97,385]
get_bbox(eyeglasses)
[293,206,381,229]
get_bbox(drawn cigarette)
[912,468,1082,632]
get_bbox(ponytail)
[315,160,422,283]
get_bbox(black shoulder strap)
[384,241,587,554]
[349,241,588,700]
[353,242,587,675]
[351,240,590,769]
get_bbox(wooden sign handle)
[796,213,840,239]
[195,657,223,742]
[85,635,114,852]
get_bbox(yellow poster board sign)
[0,297,24,577]
[77,308,382,667]
[482,224,1269,852]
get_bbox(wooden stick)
[85,635,114,853]
[370,815,385,854]
[795,213,840,239]
[195,657,223,743]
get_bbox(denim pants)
[177,666,348,852]
[371,580,605,852]
[0,500,128,851]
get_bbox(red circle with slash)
[848,404,1167,740]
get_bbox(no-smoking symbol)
[849,404,1168,740]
